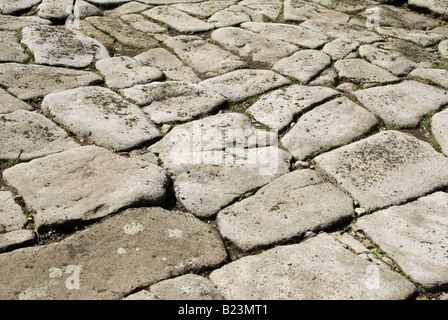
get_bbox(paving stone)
[432,108,448,155]
[209,232,416,299]
[120,13,167,33]
[353,80,448,128]
[309,68,338,86]
[410,68,448,90]
[0,88,32,114]
[0,191,26,233]
[408,0,448,18]
[139,0,207,4]
[0,14,51,31]
[431,26,448,38]
[104,1,151,17]
[149,113,292,217]
[359,44,418,77]
[281,97,379,160]
[356,192,448,290]
[41,86,161,151]
[142,6,214,33]
[331,231,370,255]
[0,110,80,162]
[0,63,103,100]
[172,0,235,18]
[238,0,282,20]
[125,274,223,300]
[21,25,110,68]
[240,22,328,49]
[3,146,169,232]
[199,69,290,103]
[439,39,448,59]
[247,85,339,131]
[164,35,247,77]
[96,56,164,89]
[211,27,299,65]
[284,0,350,22]
[322,39,359,60]
[0,0,40,15]
[272,50,331,84]
[306,0,371,13]
[313,130,448,213]
[0,229,35,253]
[85,0,130,6]
[217,169,354,251]
[378,27,446,48]
[120,81,227,124]
[334,59,399,85]
[86,16,159,49]
[0,207,226,299]
[134,47,200,83]
[74,20,116,47]
[37,0,73,20]
[208,5,264,27]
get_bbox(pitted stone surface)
[0,31,28,63]
[0,15,51,31]
[0,88,32,114]
[334,59,399,85]
[432,108,448,155]
[0,191,26,233]
[0,0,40,15]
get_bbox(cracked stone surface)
[1,0,448,301]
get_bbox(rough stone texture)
[410,68,448,90]
[0,229,35,253]
[0,31,28,63]
[313,130,448,213]
[439,40,448,59]
[322,39,359,61]
[37,0,73,20]
[120,14,167,34]
[0,110,79,161]
[334,59,399,85]
[0,15,51,31]
[281,97,379,160]
[104,1,150,17]
[209,232,416,299]
[172,1,235,18]
[408,0,448,18]
[164,35,247,77]
[0,63,103,100]
[217,170,354,251]
[208,5,264,27]
[272,50,331,84]
[3,146,169,232]
[0,88,32,114]
[0,0,40,15]
[120,81,227,124]
[96,56,164,89]
[0,207,227,299]
[199,69,290,102]
[283,0,350,23]
[356,192,448,290]
[41,86,161,151]
[353,81,448,128]
[247,85,339,131]
[0,191,26,233]
[432,108,448,155]
[211,27,299,65]
[125,274,223,300]
[377,27,446,48]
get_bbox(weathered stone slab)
[86,16,159,49]
[0,110,79,162]
[164,35,247,77]
[208,5,263,27]
[0,0,41,15]
[209,232,416,299]
[104,1,151,17]
[21,25,110,68]
[217,170,354,251]
[378,27,446,47]
[0,207,227,299]
[240,22,328,49]
[284,0,350,23]
[334,59,399,85]
[272,50,331,84]
[432,108,448,155]
[41,86,161,151]
[408,0,448,18]
[0,15,51,31]
[142,6,214,33]
[96,56,164,89]
[0,88,32,114]
[149,113,292,217]
[322,39,359,61]
[356,192,448,290]
[3,146,169,232]
[0,63,103,100]
[306,0,371,13]
[439,39,448,59]
[211,27,298,65]
[125,274,223,300]
[37,0,72,20]
[313,130,448,213]
[120,13,166,33]
[410,68,448,90]
[247,85,339,131]
[120,81,227,124]
[199,69,290,103]
[0,31,28,63]
[172,0,235,18]
[0,191,26,233]
[74,20,116,47]
[239,0,282,21]
[353,81,448,128]
[281,97,378,160]
[0,229,35,253]
[134,48,200,83]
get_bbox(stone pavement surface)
[0,0,448,300]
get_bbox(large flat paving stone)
[322,39,359,61]
[41,86,161,151]
[21,25,110,68]
[172,1,235,18]
[410,68,448,90]
[284,0,350,23]
[353,81,448,128]
[313,130,448,213]
[0,88,32,114]
[217,169,354,251]
[0,110,80,161]
[208,5,264,27]
[334,59,399,85]
[199,69,290,103]
[0,14,50,31]
[0,191,26,233]
[408,0,448,18]
[356,192,448,290]
[0,63,103,100]
[2,146,169,232]
[281,97,378,160]
[0,207,227,299]
[120,81,227,124]
[377,27,446,48]
[120,13,167,34]
[0,229,35,253]
[0,31,28,63]
[37,0,72,20]
[432,108,448,155]
[247,85,339,131]
[211,27,299,65]
[0,0,41,15]
[164,35,247,77]
[209,232,416,299]
[142,6,214,33]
